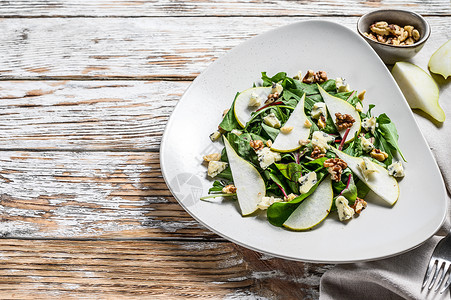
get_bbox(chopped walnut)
[203,153,221,162]
[370,148,388,162]
[280,126,294,134]
[324,158,348,182]
[366,21,421,46]
[249,140,264,151]
[302,70,316,84]
[222,184,237,194]
[351,197,367,214]
[265,140,273,147]
[357,90,366,101]
[265,92,280,104]
[311,146,325,159]
[302,70,327,84]
[315,71,328,83]
[317,115,326,129]
[335,113,355,131]
[299,139,310,147]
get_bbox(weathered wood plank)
[0,80,187,150]
[0,150,218,239]
[0,17,449,79]
[0,239,331,299]
[0,0,449,17]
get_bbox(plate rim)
[160,19,448,263]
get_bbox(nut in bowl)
[357,9,430,64]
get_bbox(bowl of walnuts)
[357,9,430,64]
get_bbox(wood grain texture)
[0,80,187,150]
[0,150,219,239]
[0,17,449,80]
[0,239,332,299]
[0,0,449,17]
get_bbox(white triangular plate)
[160,20,447,263]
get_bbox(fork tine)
[423,259,437,289]
[440,267,451,294]
[435,262,450,291]
[428,260,442,290]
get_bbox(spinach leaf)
[356,179,371,198]
[304,157,328,172]
[216,166,233,181]
[261,123,280,141]
[376,113,406,161]
[275,163,303,183]
[320,79,337,92]
[360,104,375,119]
[265,168,289,197]
[226,132,259,166]
[293,80,319,95]
[267,171,327,226]
[343,132,363,157]
[339,173,357,203]
[219,92,242,131]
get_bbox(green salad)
[201,70,405,230]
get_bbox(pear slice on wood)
[318,85,361,142]
[271,94,310,152]
[331,147,399,205]
[428,39,451,79]
[392,62,445,123]
[233,87,272,127]
[283,176,333,230]
[223,136,265,215]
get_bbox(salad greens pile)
[202,71,405,230]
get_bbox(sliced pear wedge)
[318,85,361,142]
[392,62,445,123]
[271,94,310,152]
[223,136,265,216]
[428,39,451,79]
[331,147,399,205]
[234,87,272,127]
[283,176,333,230]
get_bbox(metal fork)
[422,232,451,294]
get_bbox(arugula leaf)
[356,179,371,198]
[304,157,328,172]
[376,113,406,161]
[226,132,259,166]
[208,180,226,194]
[261,72,287,86]
[216,166,233,181]
[219,92,242,131]
[267,171,327,226]
[343,132,363,157]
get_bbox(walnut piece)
[249,140,264,151]
[280,126,294,134]
[302,70,327,84]
[222,184,237,194]
[351,197,367,214]
[265,92,280,104]
[335,113,355,131]
[311,146,325,159]
[370,148,389,162]
[365,21,421,46]
[324,158,348,182]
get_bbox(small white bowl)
[357,9,431,64]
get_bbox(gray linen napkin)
[320,75,451,299]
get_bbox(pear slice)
[271,94,310,152]
[283,176,333,230]
[428,39,451,79]
[318,85,361,142]
[223,136,265,216]
[392,62,445,123]
[234,87,272,127]
[331,147,399,205]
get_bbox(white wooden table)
[0,1,449,298]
